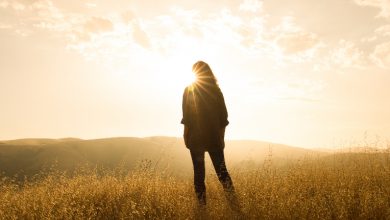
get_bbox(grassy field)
[1,141,390,219]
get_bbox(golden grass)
[1,140,390,220]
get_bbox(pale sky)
[1,0,389,148]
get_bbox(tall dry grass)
[1,139,390,220]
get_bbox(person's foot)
[197,192,206,206]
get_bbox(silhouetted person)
[181,61,239,209]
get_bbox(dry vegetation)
[1,139,390,220]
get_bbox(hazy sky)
[1,0,389,148]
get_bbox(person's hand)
[221,136,225,147]
[221,127,226,146]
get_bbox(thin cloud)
[131,19,152,49]
[287,79,327,91]
[239,0,263,12]
[31,0,71,32]
[13,29,27,36]
[361,36,377,42]
[0,22,12,28]
[370,41,390,69]
[181,25,204,39]
[4,0,385,71]
[156,15,175,26]
[329,40,368,69]
[0,1,8,8]
[85,3,97,8]
[300,97,323,102]
[276,32,322,56]
[375,25,390,36]
[121,11,137,24]
[287,83,300,89]
[265,17,325,61]
[276,97,323,102]
[353,0,390,19]
[32,0,63,20]
[0,0,25,10]
[84,16,114,34]
[313,61,332,71]
[248,81,265,86]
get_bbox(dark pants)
[190,150,236,205]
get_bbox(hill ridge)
[0,136,327,181]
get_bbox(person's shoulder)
[183,85,190,97]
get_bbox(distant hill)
[0,136,327,181]
[311,148,334,153]
[0,138,83,146]
[311,147,388,154]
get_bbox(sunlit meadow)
[1,138,389,220]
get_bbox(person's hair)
[192,61,220,90]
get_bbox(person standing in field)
[181,61,238,207]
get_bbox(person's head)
[192,61,220,89]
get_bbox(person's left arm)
[219,91,229,129]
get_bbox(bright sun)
[188,71,197,85]
[176,71,196,87]
[156,59,198,88]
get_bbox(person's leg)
[209,150,243,214]
[190,150,206,205]
[208,150,234,192]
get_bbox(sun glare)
[189,71,197,85]
[177,71,196,87]
[161,69,197,92]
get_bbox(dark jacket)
[181,84,229,152]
